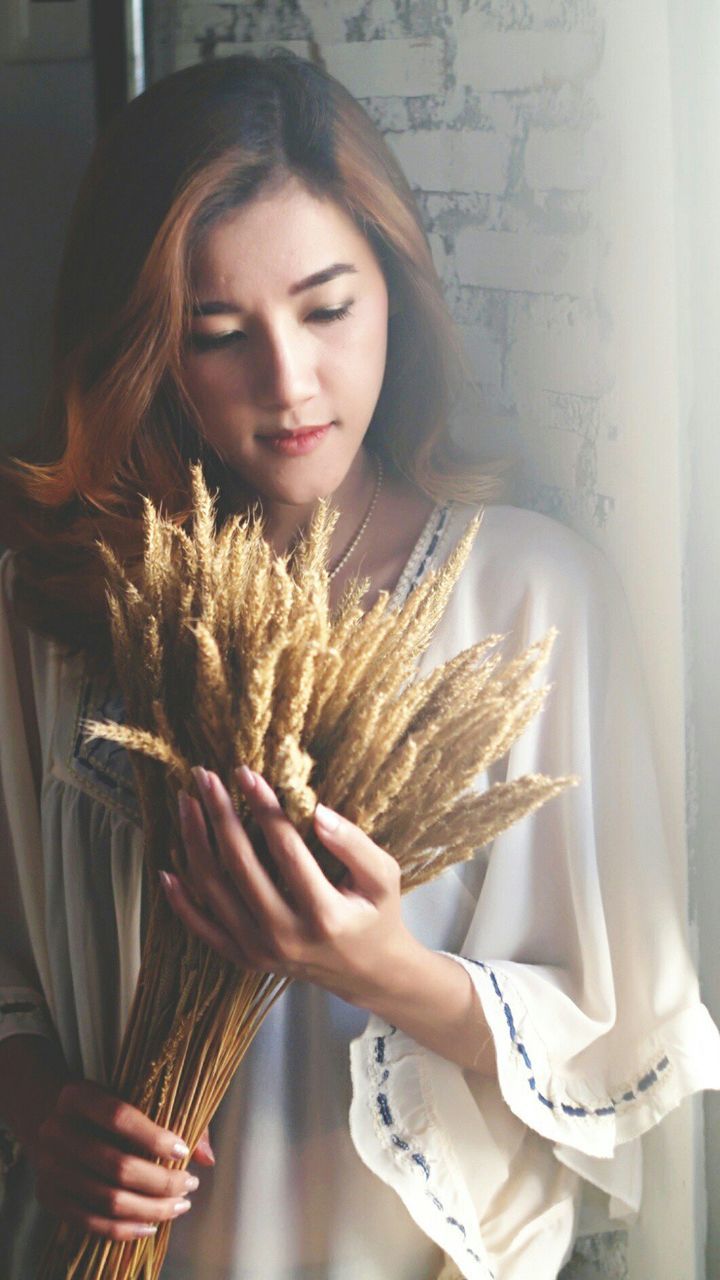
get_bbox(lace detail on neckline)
[388,504,453,610]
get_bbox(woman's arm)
[161,766,497,1076]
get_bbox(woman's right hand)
[31,1079,200,1241]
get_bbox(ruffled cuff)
[456,955,720,1158]
[0,985,55,1046]
[349,1015,498,1280]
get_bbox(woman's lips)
[257,424,333,456]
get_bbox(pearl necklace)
[328,454,384,581]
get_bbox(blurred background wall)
[0,55,95,449]
[2,2,718,1276]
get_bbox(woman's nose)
[252,327,320,410]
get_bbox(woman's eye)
[309,302,354,324]
[188,330,246,353]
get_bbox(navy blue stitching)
[377,1093,393,1126]
[405,506,450,598]
[462,958,671,1119]
[68,671,141,825]
[371,1028,494,1277]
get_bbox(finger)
[40,1163,193,1224]
[177,788,224,904]
[192,1128,215,1168]
[40,1186,160,1241]
[55,1082,189,1163]
[238,769,339,914]
[193,767,296,932]
[160,872,275,972]
[45,1115,199,1199]
[38,1177,191,1240]
[313,803,399,896]
[177,792,275,947]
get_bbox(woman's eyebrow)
[288,261,358,295]
[192,262,358,316]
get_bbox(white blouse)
[1,502,719,1280]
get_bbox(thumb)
[191,1126,216,1167]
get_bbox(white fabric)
[1,502,719,1280]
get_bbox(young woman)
[1,52,718,1280]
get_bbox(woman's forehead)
[189,178,381,302]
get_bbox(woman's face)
[182,176,390,506]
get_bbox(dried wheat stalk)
[39,467,574,1279]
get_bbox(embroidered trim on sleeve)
[465,958,671,1118]
[369,1026,494,1280]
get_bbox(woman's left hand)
[161,765,423,1009]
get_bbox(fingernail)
[171,1139,190,1159]
[174,1199,192,1215]
[191,765,210,794]
[134,1225,158,1237]
[315,803,339,832]
[237,764,255,790]
[196,1137,216,1165]
[159,870,175,895]
[183,1174,200,1193]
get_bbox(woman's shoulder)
[447,501,615,597]
[436,501,626,648]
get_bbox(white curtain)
[578,3,720,1274]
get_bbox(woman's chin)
[237,458,358,509]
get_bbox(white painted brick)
[456,25,600,92]
[525,126,606,190]
[323,39,444,99]
[300,0,363,46]
[525,422,580,489]
[389,130,510,194]
[428,233,451,284]
[509,303,610,396]
[173,40,311,72]
[179,5,234,41]
[457,325,504,387]
[455,227,594,296]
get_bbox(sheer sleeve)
[0,552,56,1048]
[349,507,720,1280]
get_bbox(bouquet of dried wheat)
[39,466,574,1280]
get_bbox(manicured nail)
[159,870,174,895]
[171,1139,190,1159]
[195,1136,216,1165]
[134,1225,158,1237]
[191,765,210,794]
[174,1199,192,1215]
[237,764,255,790]
[182,1174,200,1193]
[315,803,340,832]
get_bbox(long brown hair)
[1,51,500,661]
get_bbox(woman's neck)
[256,448,378,560]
